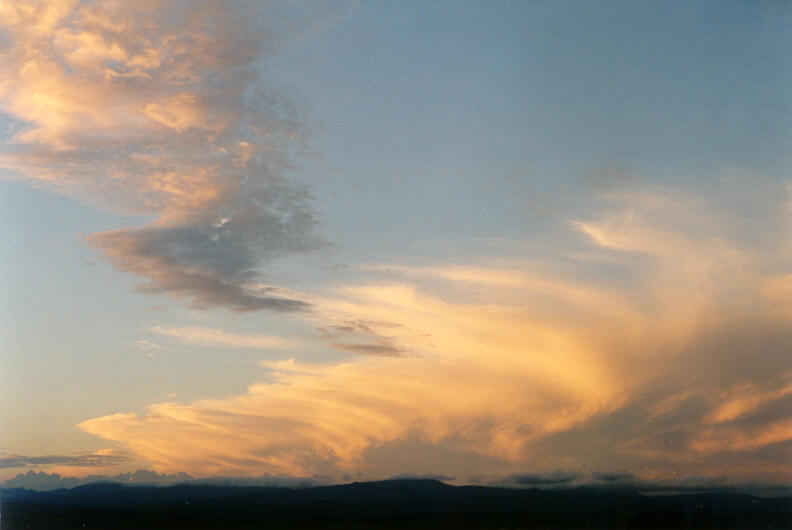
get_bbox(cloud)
[2,469,191,491]
[129,339,167,351]
[151,326,297,350]
[487,472,792,496]
[593,471,635,482]
[0,452,127,469]
[507,471,580,486]
[1,468,329,491]
[329,342,404,357]
[389,473,455,482]
[77,181,792,483]
[0,0,321,311]
[319,319,407,356]
[180,474,327,488]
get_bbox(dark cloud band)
[0,453,128,469]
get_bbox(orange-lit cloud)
[0,0,320,310]
[3,1,789,487]
[79,183,792,483]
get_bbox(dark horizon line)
[3,475,792,497]
[3,477,790,530]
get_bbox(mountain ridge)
[2,478,790,529]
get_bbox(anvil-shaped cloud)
[3,1,789,487]
[0,0,320,311]
[78,184,792,482]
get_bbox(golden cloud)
[0,0,321,310]
[79,184,792,481]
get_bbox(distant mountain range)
[2,478,790,529]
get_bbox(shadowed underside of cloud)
[388,473,456,482]
[329,342,404,357]
[88,223,312,312]
[2,469,190,491]
[1,469,328,491]
[507,471,580,486]
[593,471,635,482]
[0,0,321,311]
[77,182,792,482]
[319,319,407,356]
[0,453,128,470]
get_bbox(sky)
[1,0,791,491]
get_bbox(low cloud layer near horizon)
[5,467,791,497]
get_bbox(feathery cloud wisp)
[79,183,792,482]
[151,326,298,350]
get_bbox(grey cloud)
[320,319,406,356]
[507,471,580,486]
[359,436,508,483]
[327,321,375,336]
[184,475,327,488]
[673,316,792,387]
[592,471,635,482]
[389,473,455,482]
[1,1,323,313]
[2,469,190,491]
[318,320,393,339]
[626,476,792,497]
[87,183,319,312]
[330,342,404,357]
[485,472,792,496]
[0,453,128,469]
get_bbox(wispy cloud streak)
[0,452,127,469]
[151,326,297,350]
[79,182,792,481]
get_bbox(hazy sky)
[1,0,790,488]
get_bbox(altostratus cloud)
[79,183,792,482]
[0,0,320,311]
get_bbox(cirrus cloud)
[151,326,298,350]
[78,182,792,483]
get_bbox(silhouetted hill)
[2,479,789,529]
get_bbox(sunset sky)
[1,0,791,490]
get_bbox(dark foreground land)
[2,479,790,529]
